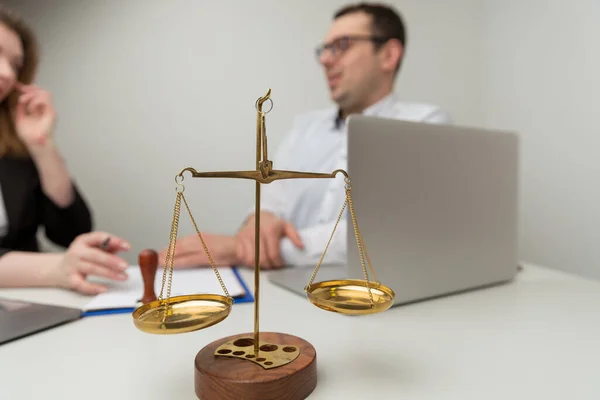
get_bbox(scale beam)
[177,167,349,184]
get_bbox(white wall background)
[4,0,485,264]
[7,0,598,281]
[483,0,600,279]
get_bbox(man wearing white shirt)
[165,2,451,269]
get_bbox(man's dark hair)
[334,2,406,71]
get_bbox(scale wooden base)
[194,332,317,400]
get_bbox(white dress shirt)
[257,93,452,266]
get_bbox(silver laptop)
[0,298,81,345]
[269,115,519,306]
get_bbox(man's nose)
[318,48,335,67]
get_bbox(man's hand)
[235,211,304,269]
[158,233,237,269]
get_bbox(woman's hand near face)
[13,82,57,151]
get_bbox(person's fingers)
[158,245,178,264]
[242,236,255,267]
[157,248,168,266]
[262,264,283,270]
[158,239,195,267]
[168,235,200,257]
[77,260,128,281]
[258,235,270,268]
[14,100,27,119]
[78,231,130,250]
[283,222,304,249]
[25,91,50,107]
[70,276,108,295]
[18,89,51,113]
[16,93,37,116]
[238,215,255,233]
[79,247,128,273]
[263,231,283,267]
[235,227,255,267]
[17,91,36,104]
[102,236,131,253]
[171,252,206,268]
[14,82,41,93]
[235,237,246,267]
[13,81,25,93]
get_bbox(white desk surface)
[1,264,599,400]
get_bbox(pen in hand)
[99,235,131,281]
[100,236,111,251]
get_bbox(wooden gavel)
[138,249,158,304]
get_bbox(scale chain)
[307,177,376,307]
[181,194,231,298]
[346,181,375,306]
[307,198,348,287]
[158,177,232,316]
[159,190,183,302]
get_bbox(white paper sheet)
[84,266,246,311]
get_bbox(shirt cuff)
[280,222,347,267]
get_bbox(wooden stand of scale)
[131,89,396,400]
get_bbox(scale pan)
[132,294,233,334]
[305,279,395,315]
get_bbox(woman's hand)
[50,232,132,295]
[13,82,57,150]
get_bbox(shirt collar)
[333,92,397,129]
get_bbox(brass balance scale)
[132,89,395,400]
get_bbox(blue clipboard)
[82,266,254,317]
[231,266,254,304]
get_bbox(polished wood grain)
[194,332,317,400]
[138,249,158,304]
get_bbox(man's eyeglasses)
[315,35,390,59]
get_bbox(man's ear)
[380,39,403,73]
